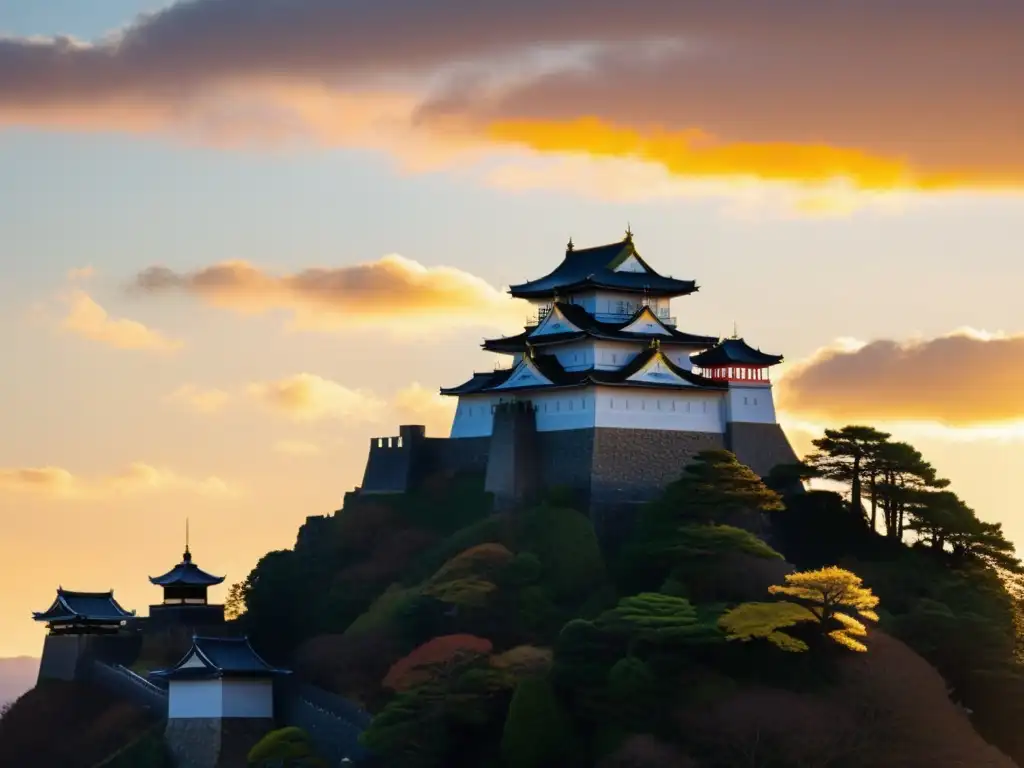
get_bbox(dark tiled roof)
[440,369,515,396]
[508,238,697,298]
[483,303,717,353]
[690,337,784,368]
[149,549,225,587]
[33,589,135,623]
[441,347,726,396]
[152,636,290,680]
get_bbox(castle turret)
[692,336,794,477]
[33,588,136,681]
[33,588,135,636]
[153,635,290,766]
[148,527,226,629]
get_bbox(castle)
[359,230,798,531]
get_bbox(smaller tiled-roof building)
[33,588,135,635]
[152,635,289,720]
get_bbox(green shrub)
[500,678,574,768]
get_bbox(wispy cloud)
[0,462,238,500]
[61,289,183,351]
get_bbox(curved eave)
[471,348,727,394]
[691,345,785,368]
[482,332,713,354]
[440,369,514,396]
[509,279,698,299]
[152,668,291,681]
[148,571,226,587]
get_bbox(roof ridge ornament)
[624,223,633,242]
[566,236,574,253]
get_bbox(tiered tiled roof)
[508,236,697,299]
[483,303,717,353]
[441,345,726,396]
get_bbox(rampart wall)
[357,412,800,539]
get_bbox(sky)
[1,0,1022,658]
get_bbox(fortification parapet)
[360,424,428,494]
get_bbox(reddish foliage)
[294,629,403,707]
[0,681,156,767]
[334,528,439,587]
[382,634,493,692]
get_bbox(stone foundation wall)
[726,421,799,477]
[38,634,89,682]
[590,428,727,539]
[354,416,799,539]
[165,717,274,768]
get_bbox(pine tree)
[656,449,783,526]
[805,426,890,527]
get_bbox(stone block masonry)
[726,422,799,477]
[356,415,799,540]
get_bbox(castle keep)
[359,231,797,528]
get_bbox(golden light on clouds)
[61,290,183,352]
[393,382,457,435]
[777,329,1024,428]
[0,462,238,500]
[0,2,1018,199]
[131,256,527,334]
[486,118,986,192]
[245,375,454,435]
[248,373,388,422]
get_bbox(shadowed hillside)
[0,680,157,768]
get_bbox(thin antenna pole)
[186,518,190,553]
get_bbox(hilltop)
[4,425,1024,767]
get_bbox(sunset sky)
[1,0,1022,658]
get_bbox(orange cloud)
[0,462,238,499]
[248,374,387,422]
[246,375,455,434]
[489,120,902,188]
[486,118,1000,192]
[777,330,1024,427]
[393,382,457,435]
[62,290,183,352]
[131,255,526,334]
[0,2,1019,195]
[166,385,231,414]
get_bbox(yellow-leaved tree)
[720,566,880,652]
